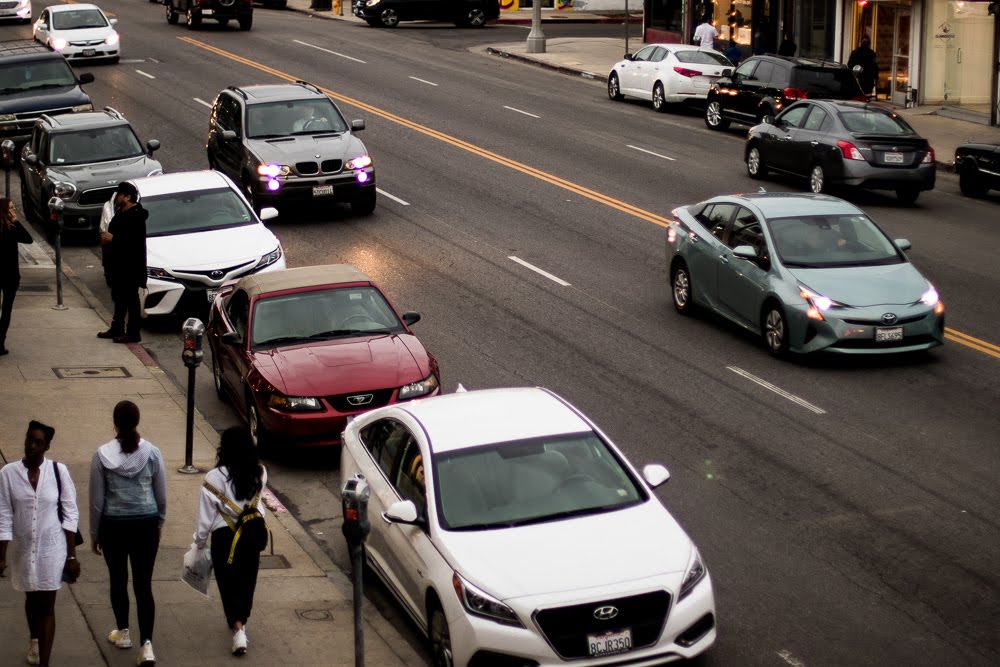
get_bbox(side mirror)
[721,67,733,77]
[762,114,776,126]
[351,119,366,132]
[894,238,912,251]
[221,130,238,142]
[259,207,279,222]
[221,331,243,346]
[110,18,118,25]
[146,139,160,156]
[78,73,95,85]
[23,153,39,167]
[623,53,634,61]
[383,500,422,526]
[401,311,421,326]
[642,464,670,489]
[732,245,758,260]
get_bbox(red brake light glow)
[922,147,936,163]
[674,67,701,78]
[837,140,865,161]
[783,87,808,101]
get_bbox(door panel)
[718,208,770,327]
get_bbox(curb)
[486,46,601,80]
[284,5,639,24]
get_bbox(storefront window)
[923,0,996,113]
[649,0,684,32]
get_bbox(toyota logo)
[881,313,898,325]
[593,606,619,621]
[210,270,225,280]
[346,394,373,406]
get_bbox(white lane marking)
[135,69,155,79]
[409,76,439,87]
[119,58,145,64]
[727,367,826,414]
[293,39,367,64]
[147,57,161,64]
[376,188,409,206]
[193,97,213,109]
[777,650,808,667]
[508,256,570,286]
[627,144,677,161]
[504,105,541,119]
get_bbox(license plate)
[82,49,96,57]
[883,152,904,164]
[587,628,632,657]
[312,185,334,197]
[206,288,221,303]
[876,327,903,342]
[202,8,213,14]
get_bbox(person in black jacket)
[0,198,34,356]
[778,31,797,57]
[97,183,147,344]
[848,38,879,97]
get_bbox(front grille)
[296,161,318,175]
[69,39,106,47]
[15,107,74,122]
[842,314,926,326]
[534,591,671,659]
[321,159,342,173]
[831,334,938,350]
[0,2,18,8]
[172,260,256,286]
[78,186,117,206]
[326,388,394,413]
[468,651,539,667]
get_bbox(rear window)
[791,67,864,98]
[675,50,732,66]
[839,110,915,135]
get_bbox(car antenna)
[455,383,468,393]
[758,186,767,193]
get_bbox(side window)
[704,204,737,241]
[803,107,829,131]
[651,47,668,63]
[394,438,427,518]
[37,133,50,164]
[779,104,811,129]
[728,208,768,261]
[226,290,249,337]
[358,419,408,480]
[633,45,657,62]
[752,61,774,84]
[29,126,43,157]
[733,60,757,81]
[214,95,234,132]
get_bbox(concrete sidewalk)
[1,239,422,664]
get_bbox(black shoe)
[113,335,141,344]
[97,329,123,339]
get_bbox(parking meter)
[47,197,67,310]
[341,475,371,546]
[181,317,205,368]
[2,139,14,199]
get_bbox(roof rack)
[226,85,247,100]
[103,106,125,120]
[294,80,322,95]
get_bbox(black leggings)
[100,517,159,644]
[211,527,261,628]
[0,278,18,346]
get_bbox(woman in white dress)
[0,420,81,667]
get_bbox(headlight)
[51,182,77,198]
[398,373,439,400]
[254,246,282,270]
[0,114,15,122]
[678,548,707,601]
[146,267,172,280]
[72,104,94,113]
[257,163,291,178]
[799,285,840,321]
[365,0,381,6]
[918,285,939,307]
[452,573,523,627]
[346,155,373,170]
[51,38,68,51]
[104,33,120,46]
[267,395,322,412]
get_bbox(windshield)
[434,433,646,531]
[142,187,255,238]
[770,214,903,268]
[251,285,403,348]
[48,126,143,166]
[246,99,348,138]
[675,50,731,66]
[839,110,915,135]
[52,9,109,29]
[0,60,76,93]
[791,67,864,97]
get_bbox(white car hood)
[437,500,693,601]
[147,223,277,272]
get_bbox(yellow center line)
[178,36,1000,362]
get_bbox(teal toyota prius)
[666,193,945,356]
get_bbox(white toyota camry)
[608,44,734,111]
[33,3,120,64]
[340,387,716,666]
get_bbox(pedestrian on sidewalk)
[89,400,165,667]
[97,182,147,345]
[693,14,719,50]
[778,31,797,57]
[848,37,879,98]
[0,420,80,667]
[1,197,34,357]
[194,426,268,657]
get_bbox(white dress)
[0,458,79,592]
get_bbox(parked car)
[33,4,119,64]
[0,0,31,24]
[340,386,716,666]
[667,192,945,356]
[206,81,377,215]
[206,264,440,450]
[745,100,935,204]
[608,44,733,111]
[353,0,497,28]
[705,55,866,131]
[955,142,1000,198]
[165,0,252,31]
[19,108,161,240]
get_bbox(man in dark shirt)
[778,31,797,57]
[848,37,879,96]
[0,198,33,356]
[97,182,148,344]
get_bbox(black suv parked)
[955,142,1000,198]
[354,0,498,28]
[165,0,252,31]
[705,55,865,131]
[0,40,94,151]
[206,81,376,215]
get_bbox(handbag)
[53,461,85,547]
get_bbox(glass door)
[891,8,911,105]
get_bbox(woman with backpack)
[194,426,268,657]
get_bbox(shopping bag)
[138,287,149,319]
[181,543,213,597]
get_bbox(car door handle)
[782,136,792,141]
[810,141,819,146]
[380,511,393,524]
[719,254,729,263]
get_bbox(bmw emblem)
[593,606,619,621]
[881,313,898,325]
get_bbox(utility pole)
[527,0,546,54]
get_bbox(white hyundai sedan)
[608,44,733,111]
[33,3,119,64]
[340,387,716,666]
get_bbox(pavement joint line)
[727,366,826,414]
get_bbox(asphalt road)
[10,3,1000,665]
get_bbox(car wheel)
[19,177,40,224]
[762,302,790,357]
[246,395,271,452]
[428,602,453,667]
[351,189,377,216]
[652,82,667,113]
[166,4,178,24]
[365,18,381,27]
[380,8,399,27]
[959,168,986,198]
[671,262,694,315]
[809,164,827,194]
[463,7,487,27]
[896,187,920,205]
[242,175,257,212]
[607,72,623,101]
[747,144,768,179]
[186,7,201,28]
[109,55,120,64]
[705,100,729,130]
[238,16,252,30]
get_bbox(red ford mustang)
[206,264,440,450]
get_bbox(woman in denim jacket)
[89,401,166,667]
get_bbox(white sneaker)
[231,628,248,656]
[108,628,132,649]
[26,639,40,665]
[137,640,155,666]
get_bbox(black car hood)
[247,133,366,164]
[0,85,91,114]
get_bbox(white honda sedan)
[608,44,733,111]
[33,3,119,64]
[340,387,716,666]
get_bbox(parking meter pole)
[341,476,370,667]
[351,542,364,667]
[48,197,68,311]
[179,318,205,474]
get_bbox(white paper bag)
[181,543,212,597]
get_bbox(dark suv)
[705,55,865,131]
[165,0,252,31]
[206,81,376,215]
[354,0,498,28]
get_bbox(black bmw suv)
[705,55,866,131]
[165,0,252,31]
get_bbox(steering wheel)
[557,474,597,491]
[341,313,374,328]
[302,117,328,131]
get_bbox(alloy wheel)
[747,147,762,177]
[380,8,399,27]
[652,83,665,112]
[765,308,786,354]
[809,165,825,193]
[466,8,486,27]
[706,101,722,129]
[608,73,622,101]
[429,607,453,667]
[247,399,261,448]
[672,266,691,313]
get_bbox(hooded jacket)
[107,202,149,289]
[89,438,167,541]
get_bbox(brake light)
[837,140,865,161]
[783,87,808,101]
[922,147,935,164]
[852,95,869,102]
[674,67,701,78]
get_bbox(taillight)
[922,147,935,164]
[674,67,701,78]
[852,95,869,102]
[783,87,808,101]
[837,140,865,161]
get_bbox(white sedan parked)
[341,387,717,666]
[608,44,733,111]
[33,3,119,64]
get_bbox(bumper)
[194,7,251,20]
[663,79,715,104]
[253,168,375,204]
[55,203,105,233]
[789,303,945,355]
[840,161,936,191]
[59,45,119,61]
[144,256,287,317]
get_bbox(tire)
[747,144,768,179]
[379,8,399,27]
[246,395,271,452]
[109,55,120,64]
[959,168,986,198]
[671,262,694,315]
[463,7,487,28]
[762,302,790,357]
[211,352,227,402]
[809,164,827,194]
[166,4,178,24]
[428,602,453,667]
[186,7,201,28]
[705,99,729,130]
[607,72,623,101]
[19,177,41,224]
[238,16,252,30]
[242,175,257,212]
[366,18,381,27]
[351,189,377,216]
[896,187,920,205]
[652,82,667,113]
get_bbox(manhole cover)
[259,554,290,570]
[295,609,333,621]
[53,367,132,379]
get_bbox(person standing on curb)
[97,183,147,344]
[194,426,268,657]
[0,420,80,667]
[89,400,165,666]
[693,14,719,50]
[0,197,34,357]
[848,37,879,98]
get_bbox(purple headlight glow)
[257,164,282,178]
[266,179,281,192]
[356,171,370,184]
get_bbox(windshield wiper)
[309,328,393,339]
[254,335,311,348]
[22,83,74,92]
[506,504,621,528]
[781,261,823,268]
[290,130,343,137]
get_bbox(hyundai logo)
[346,394,373,406]
[210,270,225,280]
[593,606,619,621]
[881,313,898,325]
